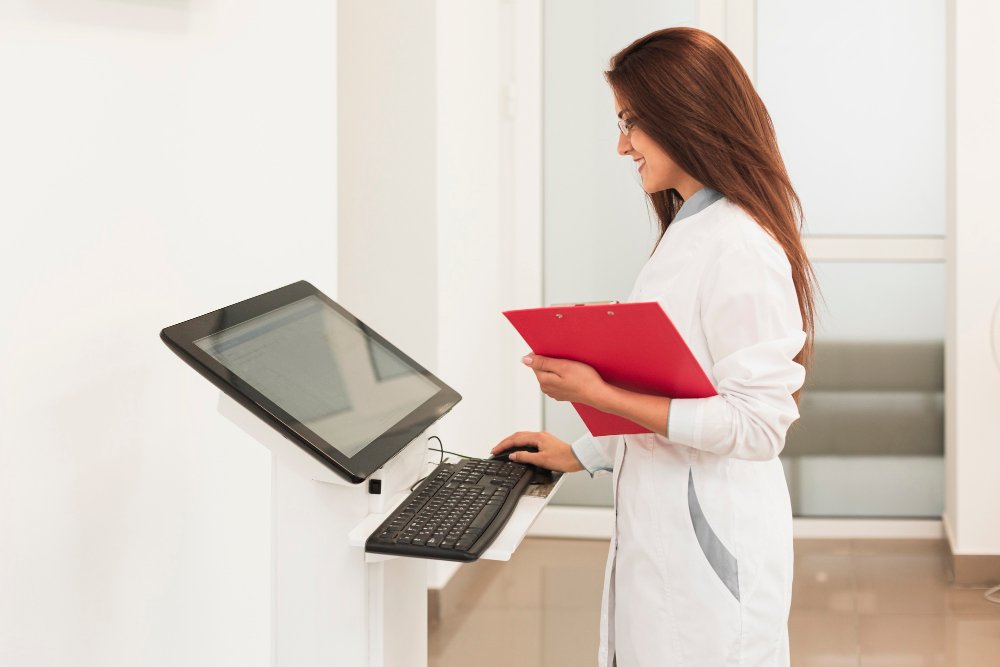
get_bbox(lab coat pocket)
[672,465,742,664]
[687,467,741,601]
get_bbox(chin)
[640,177,668,194]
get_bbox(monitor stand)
[217,392,428,667]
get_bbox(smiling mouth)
[636,158,645,172]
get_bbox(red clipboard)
[503,302,717,436]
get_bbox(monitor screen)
[161,281,461,483]
[195,296,440,459]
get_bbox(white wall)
[945,0,1000,556]
[0,3,337,666]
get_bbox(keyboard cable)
[410,435,479,492]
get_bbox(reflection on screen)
[195,296,439,458]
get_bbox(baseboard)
[792,518,943,539]
[526,505,945,540]
[949,553,1000,586]
[942,512,957,548]
[942,514,1000,586]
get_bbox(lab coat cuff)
[667,397,704,449]
[571,434,613,478]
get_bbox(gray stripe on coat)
[687,468,740,601]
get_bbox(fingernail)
[522,354,533,365]
[508,453,517,461]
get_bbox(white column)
[698,0,756,82]
[337,0,439,362]
[945,0,1000,560]
[337,1,438,665]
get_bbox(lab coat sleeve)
[570,433,617,477]
[666,237,807,461]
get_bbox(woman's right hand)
[491,431,585,473]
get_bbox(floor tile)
[457,556,546,611]
[946,587,1000,616]
[542,608,601,666]
[944,615,1000,666]
[542,562,604,612]
[787,610,860,666]
[854,552,950,615]
[858,615,946,666]
[429,608,544,667]
[793,552,857,613]
[442,539,608,614]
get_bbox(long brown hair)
[606,27,817,372]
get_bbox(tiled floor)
[428,537,1000,666]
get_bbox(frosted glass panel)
[812,261,945,342]
[784,457,944,517]
[757,0,945,237]
[784,261,944,518]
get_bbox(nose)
[617,129,632,157]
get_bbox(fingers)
[490,432,581,473]
[529,354,547,373]
[528,357,561,395]
[522,353,562,376]
[507,449,543,466]
[491,431,542,455]
[532,369,553,393]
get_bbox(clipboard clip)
[550,300,620,318]
[550,300,620,307]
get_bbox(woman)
[491,27,817,667]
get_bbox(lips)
[636,158,645,172]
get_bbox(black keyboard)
[365,458,534,562]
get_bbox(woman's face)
[614,99,698,198]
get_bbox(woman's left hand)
[522,353,609,408]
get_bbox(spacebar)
[469,503,502,531]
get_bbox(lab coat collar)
[674,186,723,222]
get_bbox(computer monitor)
[161,281,461,484]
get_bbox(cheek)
[639,146,672,174]
[632,137,659,166]
[647,154,683,185]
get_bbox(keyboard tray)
[365,459,533,562]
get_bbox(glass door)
[758,0,946,517]
[542,0,947,518]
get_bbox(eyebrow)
[617,109,630,119]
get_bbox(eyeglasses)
[617,117,637,135]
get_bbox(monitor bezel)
[160,280,461,484]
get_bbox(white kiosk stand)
[218,392,565,667]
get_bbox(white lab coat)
[572,195,806,667]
